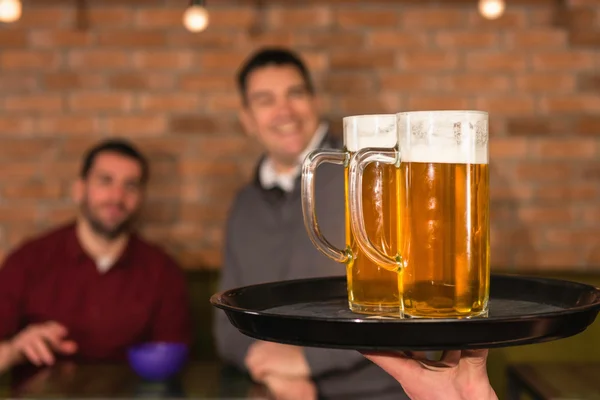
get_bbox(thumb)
[57,340,78,354]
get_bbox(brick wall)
[0,0,598,271]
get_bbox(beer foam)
[343,114,397,152]
[398,110,489,165]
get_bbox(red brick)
[0,205,40,224]
[37,116,102,136]
[5,225,43,249]
[2,181,63,200]
[529,138,597,158]
[169,31,240,48]
[517,206,574,224]
[324,74,376,94]
[516,162,574,181]
[0,75,37,91]
[60,138,107,159]
[544,228,600,247]
[515,73,576,92]
[476,97,535,116]
[368,31,428,49]
[335,9,399,27]
[331,51,395,70]
[535,184,598,201]
[207,95,240,113]
[199,52,250,71]
[575,116,600,135]
[138,94,202,112]
[514,249,585,269]
[0,30,27,47]
[133,50,194,70]
[87,7,134,26]
[104,116,167,136]
[178,248,222,270]
[68,50,131,69]
[43,73,105,90]
[379,74,435,91]
[136,137,191,158]
[0,162,38,180]
[399,52,460,71]
[339,94,403,115]
[295,32,365,48]
[107,73,174,90]
[467,9,528,28]
[441,74,512,93]
[434,31,499,48]
[179,161,239,177]
[98,31,167,47]
[581,206,600,224]
[489,137,529,159]
[178,74,234,92]
[243,31,295,48]
[204,8,255,29]
[169,116,238,135]
[41,205,78,227]
[298,51,328,72]
[578,74,600,92]
[569,30,600,47]
[192,136,255,156]
[408,96,472,111]
[0,117,35,136]
[582,161,600,180]
[134,8,181,28]
[1,51,61,70]
[267,6,331,28]
[5,95,63,113]
[0,139,57,161]
[504,30,567,48]
[68,93,134,112]
[490,184,534,202]
[531,51,596,71]
[401,9,465,28]
[140,202,178,224]
[29,30,93,47]
[12,7,72,27]
[466,53,527,72]
[507,117,568,136]
[539,95,600,113]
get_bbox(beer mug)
[301,114,401,315]
[349,110,490,319]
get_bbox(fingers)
[460,348,489,366]
[12,321,76,367]
[362,351,422,382]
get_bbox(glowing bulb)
[183,5,209,32]
[478,0,505,20]
[0,0,22,23]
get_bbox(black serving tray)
[210,274,600,351]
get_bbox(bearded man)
[0,139,191,377]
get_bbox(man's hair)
[236,47,315,104]
[80,138,149,184]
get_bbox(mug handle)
[301,149,351,264]
[349,147,403,271]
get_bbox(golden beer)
[301,114,399,316]
[344,161,400,315]
[399,162,489,318]
[349,110,491,319]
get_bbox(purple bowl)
[127,342,189,381]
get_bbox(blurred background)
[0,0,598,398]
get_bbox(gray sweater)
[213,134,408,399]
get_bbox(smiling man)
[0,139,191,378]
[214,48,408,400]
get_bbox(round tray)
[210,274,600,351]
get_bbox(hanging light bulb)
[0,0,22,23]
[183,0,209,33]
[478,0,506,20]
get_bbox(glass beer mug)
[349,110,491,319]
[301,114,401,315]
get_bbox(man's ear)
[238,107,256,138]
[72,179,84,203]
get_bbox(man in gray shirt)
[213,47,408,400]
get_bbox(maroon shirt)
[0,222,192,362]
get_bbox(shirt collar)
[259,122,328,193]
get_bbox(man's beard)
[81,201,137,240]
